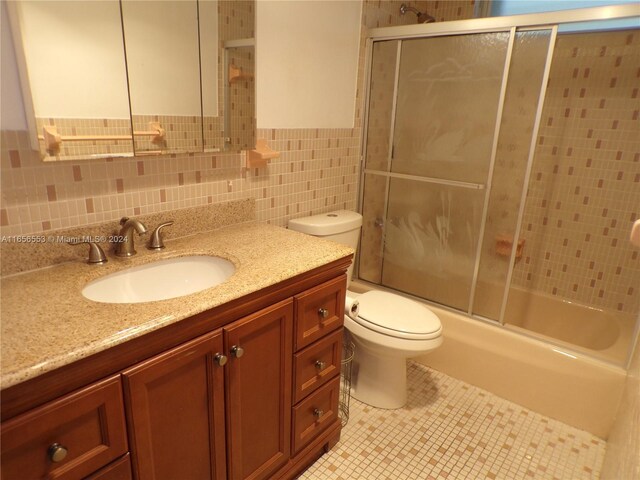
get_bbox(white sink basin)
[82,255,235,304]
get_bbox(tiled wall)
[131,115,202,154]
[511,30,640,315]
[203,116,225,152]
[226,47,256,151]
[219,0,256,152]
[361,0,475,28]
[0,127,359,236]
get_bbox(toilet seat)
[354,291,442,340]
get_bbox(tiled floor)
[300,362,606,480]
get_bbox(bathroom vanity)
[0,223,352,480]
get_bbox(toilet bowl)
[346,290,442,409]
[288,210,443,409]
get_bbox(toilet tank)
[288,211,363,284]
[288,211,363,251]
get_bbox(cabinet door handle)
[230,345,244,358]
[315,360,326,371]
[313,408,324,419]
[48,443,68,463]
[318,308,329,319]
[214,353,228,367]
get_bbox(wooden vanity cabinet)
[123,300,293,480]
[1,260,351,480]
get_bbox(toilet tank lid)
[288,210,363,236]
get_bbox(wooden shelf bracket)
[247,139,280,168]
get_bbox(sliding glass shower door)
[358,6,640,366]
[360,31,511,311]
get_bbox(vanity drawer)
[0,375,128,480]
[293,328,343,403]
[291,376,341,454]
[294,275,346,350]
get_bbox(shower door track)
[367,4,639,40]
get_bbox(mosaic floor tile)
[299,362,606,480]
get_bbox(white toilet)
[288,210,443,409]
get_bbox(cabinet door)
[1,375,127,480]
[225,300,293,480]
[122,331,226,480]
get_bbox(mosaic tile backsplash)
[219,0,256,152]
[0,127,359,237]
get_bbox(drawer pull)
[48,443,68,463]
[314,360,326,371]
[313,408,324,419]
[214,353,228,366]
[318,308,329,319]
[230,345,244,358]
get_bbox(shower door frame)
[356,3,640,368]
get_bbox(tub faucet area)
[115,217,148,257]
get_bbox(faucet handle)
[148,221,174,250]
[68,241,108,264]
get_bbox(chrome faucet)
[115,217,148,257]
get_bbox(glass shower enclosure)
[357,5,640,367]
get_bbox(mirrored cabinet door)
[8,0,133,161]
[200,0,223,152]
[120,0,203,155]
[8,0,256,161]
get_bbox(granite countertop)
[0,222,353,390]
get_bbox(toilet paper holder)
[345,295,359,320]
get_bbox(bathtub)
[473,282,637,365]
[350,280,628,439]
